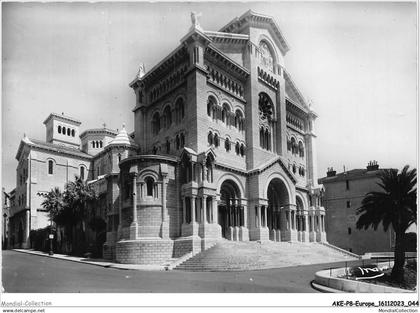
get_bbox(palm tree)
[356,165,417,282]
[38,187,64,223]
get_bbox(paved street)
[2,250,358,293]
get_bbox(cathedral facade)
[9,10,327,264]
[113,10,326,264]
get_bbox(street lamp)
[48,220,54,255]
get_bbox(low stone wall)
[115,236,206,264]
[314,261,414,293]
[116,239,174,264]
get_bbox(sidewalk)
[13,249,167,271]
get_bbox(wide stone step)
[174,241,358,271]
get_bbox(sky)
[2,1,417,193]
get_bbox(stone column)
[160,174,169,239]
[211,196,217,223]
[257,205,262,228]
[117,180,123,238]
[198,196,204,238]
[239,203,249,241]
[242,204,247,228]
[202,195,207,223]
[191,196,196,224]
[302,212,309,242]
[263,206,268,228]
[203,162,207,182]
[129,173,138,240]
[182,197,186,224]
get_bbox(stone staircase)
[174,240,359,271]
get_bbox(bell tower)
[43,112,81,148]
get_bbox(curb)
[12,249,166,271]
[313,261,415,293]
[310,280,345,293]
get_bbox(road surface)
[2,250,358,293]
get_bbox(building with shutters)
[318,161,395,255]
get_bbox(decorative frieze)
[205,64,245,100]
[149,63,188,103]
[257,66,280,90]
[286,111,304,131]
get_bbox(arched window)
[258,93,273,120]
[67,128,70,136]
[48,160,54,175]
[214,133,220,147]
[292,164,296,174]
[207,97,216,117]
[259,40,275,72]
[58,126,62,134]
[235,142,240,155]
[92,141,95,148]
[166,139,170,153]
[71,129,75,137]
[208,131,213,146]
[152,112,160,135]
[221,104,230,125]
[298,141,304,157]
[180,133,185,147]
[80,166,85,180]
[62,127,66,136]
[291,137,296,154]
[152,146,158,155]
[176,135,180,150]
[100,141,103,148]
[235,110,244,131]
[145,177,154,197]
[240,144,245,157]
[175,98,185,122]
[265,129,270,151]
[224,138,230,152]
[163,106,172,128]
[260,127,265,149]
[118,153,122,163]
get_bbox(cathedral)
[9,10,327,264]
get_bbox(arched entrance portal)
[218,180,243,239]
[267,178,290,241]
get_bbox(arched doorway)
[218,180,242,239]
[267,178,290,241]
[296,196,304,234]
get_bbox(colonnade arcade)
[218,180,245,240]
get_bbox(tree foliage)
[37,187,64,223]
[356,165,417,282]
[38,176,97,255]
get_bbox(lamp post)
[48,220,54,255]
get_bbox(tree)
[356,165,417,282]
[38,187,64,223]
[62,176,97,254]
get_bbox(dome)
[108,124,135,146]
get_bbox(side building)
[318,161,395,255]
[8,113,137,249]
[2,188,13,249]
